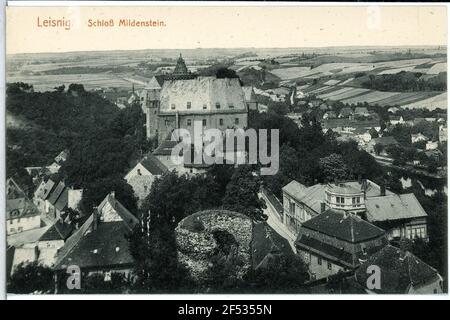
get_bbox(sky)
[6,5,448,54]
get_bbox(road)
[260,192,297,252]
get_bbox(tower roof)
[173,53,189,75]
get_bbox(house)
[140,54,248,142]
[425,141,439,150]
[9,245,39,276]
[338,107,353,119]
[321,118,381,137]
[41,181,82,222]
[355,245,443,294]
[6,197,41,235]
[6,177,27,199]
[45,181,66,220]
[319,103,329,111]
[439,125,447,142]
[411,133,429,143]
[389,115,404,125]
[367,136,399,154]
[54,192,139,282]
[322,111,337,120]
[282,179,428,241]
[242,86,258,111]
[124,154,168,203]
[37,221,74,267]
[295,208,387,280]
[388,107,400,113]
[354,107,369,116]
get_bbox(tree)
[216,67,239,79]
[222,165,267,221]
[245,253,309,293]
[374,143,384,155]
[319,153,349,182]
[8,262,54,294]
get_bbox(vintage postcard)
[3,2,448,298]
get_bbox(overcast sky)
[6,5,447,54]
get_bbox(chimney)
[320,202,326,213]
[111,191,115,199]
[380,185,386,196]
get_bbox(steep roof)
[300,209,386,243]
[173,53,189,75]
[47,181,65,205]
[6,178,26,199]
[365,193,427,222]
[34,179,56,200]
[159,76,247,113]
[139,154,168,175]
[152,139,179,156]
[6,198,40,220]
[242,86,256,102]
[54,188,69,212]
[252,222,293,269]
[355,245,441,293]
[39,221,74,242]
[54,196,138,270]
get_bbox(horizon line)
[7,44,448,56]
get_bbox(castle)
[137,54,250,143]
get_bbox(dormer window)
[171,103,176,110]
[216,102,221,109]
[187,102,191,109]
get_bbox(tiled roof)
[300,209,386,243]
[159,77,246,113]
[39,221,74,241]
[355,107,369,114]
[242,86,256,102]
[54,221,134,270]
[252,222,293,269]
[355,245,441,293]
[370,136,399,146]
[35,179,56,200]
[282,180,325,214]
[54,188,69,212]
[365,193,427,222]
[6,198,40,220]
[6,178,26,199]
[140,154,168,175]
[152,139,179,156]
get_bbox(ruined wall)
[175,210,253,282]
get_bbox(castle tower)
[143,76,163,140]
[173,53,189,76]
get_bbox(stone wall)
[175,210,253,282]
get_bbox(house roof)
[365,193,427,222]
[139,154,168,175]
[321,118,380,130]
[355,107,369,114]
[242,86,256,102]
[54,188,69,212]
[355,245,441,293]
[54,221,135,270]
[153,139,179,156]
[6,198,40,220]
[159,76,246,113]
[54,195,138,270]
[299,209,386,243]
[173,53,189,75]
[252,222,293,269]
[35,179,56,200]
[47,181,66,205]
[6,178,26,199]
[370,136,399,146]
[282,180,325,214]
[39,221,74,242]
[339,107,353,116]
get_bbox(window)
[144,185,148,192]
[289,201,295,215]
[202,119,207,126]
[17,218,21,223]
[235,118,239,125]
[219,119,224,126]
[317,257,322,265]
[203,104,207,110]
[187,119,192,126]
[229,103,234,109]
[10,228,15,233]
[137,169,142,176]
[215,102,221,109]
[187,102,191,109]
[9,220,12,225]
[165,120,171,126]
[171,103,175,110]
[18,227,23,232]
[327,262,332,270]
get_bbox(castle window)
[229,103,234,108]
[216,102,221,109]
[187,102,191,109]
[171,103,175,110]
[327,262,332,270]
[219,119,224,126]
[202,119,207,127]
[235,118,239,125]
[203,104,207,110]
[317,257,322,265]
[187,119,192,126]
